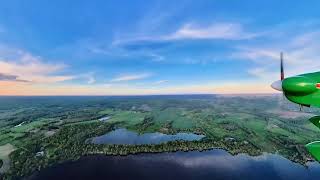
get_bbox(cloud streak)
[231,27,320,82]
[0,46,75,83]
[113,22,258,46]
[153,80,169,85]
[0,73,29,82]
[167,23,257,40]
[110,73,152,82]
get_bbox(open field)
[0,144,15,174]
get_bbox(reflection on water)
[30,149,320,180]
[90,128,205,145]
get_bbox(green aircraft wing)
[271,53,320,162]
[306,141,320,161]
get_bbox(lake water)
[30,149,320,180]
[90,128,205,145]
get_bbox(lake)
[29,149,320,180]
[90,128,205,145]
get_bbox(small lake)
[30,149,320,180]
[90,128,205,145]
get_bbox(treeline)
[4,121,262,179]
[5,122,116,179]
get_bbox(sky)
[0,0,320,95]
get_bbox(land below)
[0,95,319,179]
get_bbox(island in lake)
[0,95,320,179]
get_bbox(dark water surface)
[91,128,205,145]
[30,149,320,180]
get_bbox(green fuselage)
[283,71,320,107]
[281,71,320,161]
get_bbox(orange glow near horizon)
[0,81,276,96]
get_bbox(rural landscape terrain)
[0,95,320,179]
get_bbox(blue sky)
[1,0,320,95]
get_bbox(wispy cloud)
[0,46,75,83]
[113,22,258,46]
[0,73,29,82]
[80,72,96,84]
[232,28,320,81]
[87,76,96,84]
[153,80,169,85]
[110,73,152,82]
[167,23,258,40]
[148,53,165,62]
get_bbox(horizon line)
[0,93,281,97]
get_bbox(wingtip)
[306,141,320,161]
